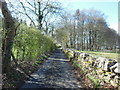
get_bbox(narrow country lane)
[20,48,85,89]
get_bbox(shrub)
[12,24,56,63]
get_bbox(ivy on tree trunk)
[1,1,16,75]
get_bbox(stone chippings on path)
[20,49,84,88]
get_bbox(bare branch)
[19,1,36,26]
[34,0,37,14]
[25,6,38,16]
[41,0,50,15]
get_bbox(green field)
[80,51,120,62]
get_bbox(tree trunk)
[89,30,92,51]
[73,20,76,48]
[1,1,16,74]
[38,2,43,30]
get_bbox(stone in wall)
[74,51,81,59]
[110,63,120,74]
[66,50,74,59]
[64,48,119,88]
[80,53,89,60]
[97,57,106,69]
[93,57,100,68]
[110,75,120,87]
[104,59,117,72]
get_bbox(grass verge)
[80,50,119,61]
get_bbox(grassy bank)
[73,60,101,88]
[3,53,52,88]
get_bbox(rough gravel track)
[20,48,84,89]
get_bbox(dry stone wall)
[64,48,120,88]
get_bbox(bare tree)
[17,0,61,31]
[74,9,86,50]
[56,8,119,52]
